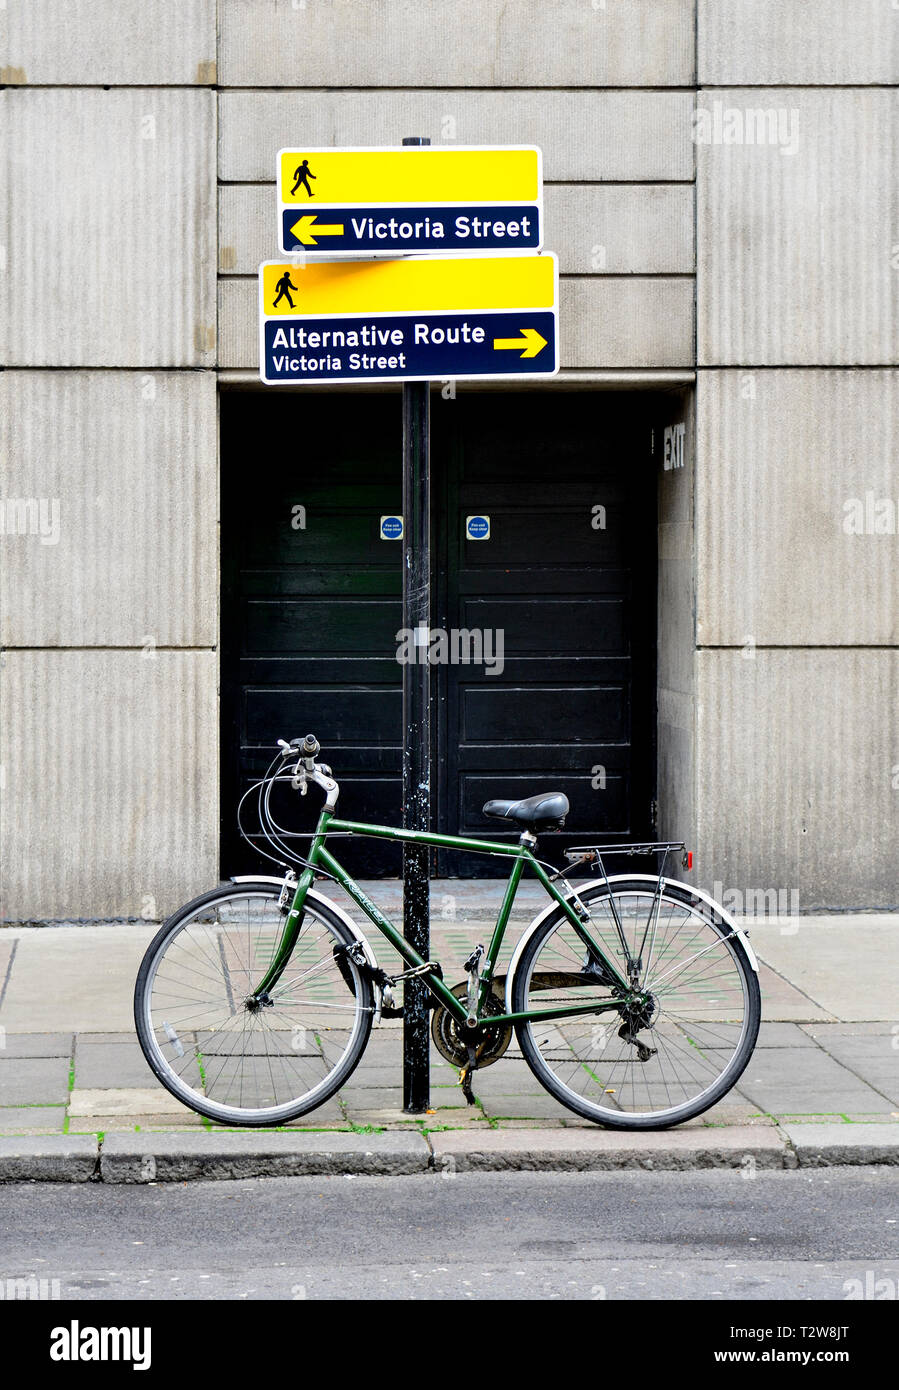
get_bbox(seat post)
[518,829,538,849]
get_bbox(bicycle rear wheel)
[134,882,374,1126]
[511,879,760,1129]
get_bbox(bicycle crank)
[431,981,513,1082]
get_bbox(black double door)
[221,390,657,878]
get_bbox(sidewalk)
[1,882,897,1179]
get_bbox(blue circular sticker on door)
[466,515,490,540]
[380,515,403,540]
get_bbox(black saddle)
[482,791,569,831]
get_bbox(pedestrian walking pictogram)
[272,271,299,309]
[290,159,316,197]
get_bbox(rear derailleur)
[616,989,659,1063]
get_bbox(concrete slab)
[802,1026,899,1057]
[755,963,835,1022]
[1,89,216,367]
[0,1136,97,1182]
[429,1125,787,1172]
[0,651,219,919]
[737,1045,896,1116]
[750,919,899,1021]
[783,1124,899,1167]
[0,928,156,1030]
[755,1022,819,1047]
[0,0,216,84]
[219,0,694,87]
[73,1041,159,1090]
[68,1088,191,1118]
[0,1107,65,1134]
[0,1057,71,1105]
[0,371,217,648]
[0,1034,73,1058]
[100,1130,431,1182]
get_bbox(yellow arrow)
[492,327,547,358]
[290,215,346,246]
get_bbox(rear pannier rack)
[564,842,691,871]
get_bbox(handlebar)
[274,734,339,811]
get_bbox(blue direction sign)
[277,146,543,257]
[283,206,540,256]
[259,255,558,386]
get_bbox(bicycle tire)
[134,881,374,1127]
[511,878,761,1130]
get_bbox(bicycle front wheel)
[134,883,374,1126]
[511,879,760,1129]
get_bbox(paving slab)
[753,962,835,1021]
[73,1040,157,1089]
[735,1047,895,1115]
[783,1123,899,1166]
[803,1022,899,1037]
[0,1135,97,1182]
[0,1106,66,1134]
[0,1033,73,1058]
[749,917,899,1021]
[0,926,156,1031]
[99,1129,431,1181]
[804,1027,898,1059]
[755,1022,819,1047]
[428,1125,787,1172]
[0,1056,71,1105]
[68,1087,191,1118]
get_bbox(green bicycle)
[134,734,761,1129]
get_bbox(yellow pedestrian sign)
[259,252,558,385]
[277,145,543,257]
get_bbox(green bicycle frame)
[251,807,632,1029]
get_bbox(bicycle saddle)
[482,792,569,830]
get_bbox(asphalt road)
[1,1169,897,1301]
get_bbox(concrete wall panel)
[220,182,695,276]
[219,91,696,183]
[0,651,218,920]
[696,369,899,647]
[0,1,216,86]
[697,89,899,365]
[561,278,694,369]
[699,0,899,85]
[0,90,216,366]
[0,371,218,647]
[695,651,899,909]
[219,0,694,89]
[218,274,695,371]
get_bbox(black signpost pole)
[401,135,432,1113]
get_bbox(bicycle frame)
[250,808,632,1029]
